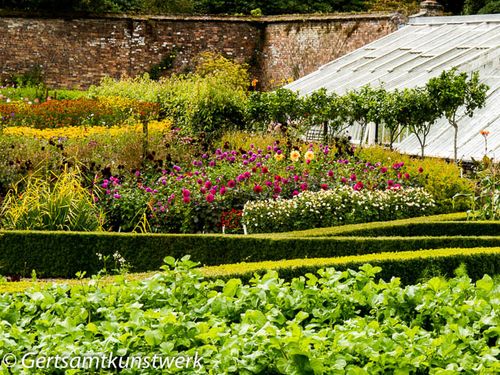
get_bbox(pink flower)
[350,173,357,182]
[274,185,282,194]
[253,185,263,193]
[300,182,308,191]
[220,186,226,195]
[380,167,388,174]
[205,181,212,189]
[293,190,299,196]
[206,194,215,203]
[183,196,191,204]
[227,180,236,188]
[113,193,121,199]
[135,170,140,177]
[341,177,347,184]
[387,180,394,187]
[182,188,190,197]
[404,173,410,179]
[328,170,334,177]
[200,187,207,194]
[321,184,328,190]
[353,181,364,191]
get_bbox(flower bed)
[242,186,436,233]
[0,97,159,129]
[95,144,427,233]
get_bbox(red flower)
[253,185,263,193]
[353,181,364,191]
[321,184,328,190]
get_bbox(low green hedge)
[278,212,470,237]
[1,229,500,277]
[202,247,500,284]
[294,222,500,238]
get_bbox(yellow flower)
[274,153,284,161]
[304,150,315,161]
[290,150,301,162]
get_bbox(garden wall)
[0,12,403,89]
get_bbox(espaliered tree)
[426,68,489,163]
[344,85,383,147]
[377,88,404,149]
[302,88,349,143]
[396,87,441,158]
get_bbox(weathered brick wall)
[0,13,403,89]
[261,15,402,88]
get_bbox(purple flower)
[113,193,121,199]
[173,165,181,172]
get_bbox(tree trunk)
[453,122,458,163]
[421,143,425,159]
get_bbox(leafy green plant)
[0,259,498,374]
[0,167,104,231]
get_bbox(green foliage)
[426,68,489,162]
[464,0,500,14]
[461,161,500,221]
[0,259,499,374]
[344,85,384,146]
[0,167,104,231]
[91,53,250,143]
[396,87,440,158]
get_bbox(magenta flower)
[206,194,215,203]
[404,172,410,179]
[328,170,334,177]
[220,186,226,195]
[300,182,308,191]
[274,185,282,194]
[200,187,207,194]
[113,193,121,199]
[387,180,395,187]
[293,190,299,196]
[253,185,263,194]
[205,181,212,189]
[321,184,328,190]
[350,173,357,182]
[353,181,364,191]
[182,188,191,197]
[341,177,348,184]
[380,167,388,174]
[183,196,191,204]
[227,180,236,188]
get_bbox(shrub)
[0,168,104,231]
[356,146,474,212]
[242,186,436,233]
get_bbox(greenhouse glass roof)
[286,14,500,161]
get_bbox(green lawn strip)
[268,212,470,238]
[2,247,499,294]
[201,247,500,284]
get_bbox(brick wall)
[0,13,403,89]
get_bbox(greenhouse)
[287,14,500,161]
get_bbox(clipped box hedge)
[202,247,500,284]
[1,228,500,277]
